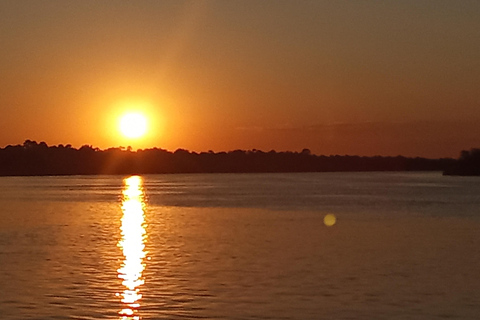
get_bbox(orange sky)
[1,1,479,158]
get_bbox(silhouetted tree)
[444,148,480,176]
[0,140,458,176]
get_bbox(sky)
[1,0,479,158]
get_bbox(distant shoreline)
[0,140,467,177]
[0,170,450,178]
[442,148,480,176]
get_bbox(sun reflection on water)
[118,176,147,319]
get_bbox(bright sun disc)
[120,113,147,138]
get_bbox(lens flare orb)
[323,214,337,227]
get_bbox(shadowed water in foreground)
[0,172,479,319]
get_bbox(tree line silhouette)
[443,148,480,176]
[0,140,467,176]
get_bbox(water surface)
[0,172,479,319]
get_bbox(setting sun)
[119,113,148,139]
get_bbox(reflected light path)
[117,176,148,319]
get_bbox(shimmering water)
[0,172,479,319]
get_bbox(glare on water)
[117,176,148,319]
[1,173,480,319]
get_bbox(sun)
[119,113,148,139]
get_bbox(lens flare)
[324,214,336,227]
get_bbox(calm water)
[0,172,479,319]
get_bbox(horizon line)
[0,139,464,160]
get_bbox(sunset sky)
[1,0,479,157]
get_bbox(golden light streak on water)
[118,176,147,319]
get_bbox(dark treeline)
[0,140,458,176]
[443,148,480,176]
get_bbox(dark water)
[0,172,479,319]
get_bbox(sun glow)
[119,113,148,139]
[105,99,166,148]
